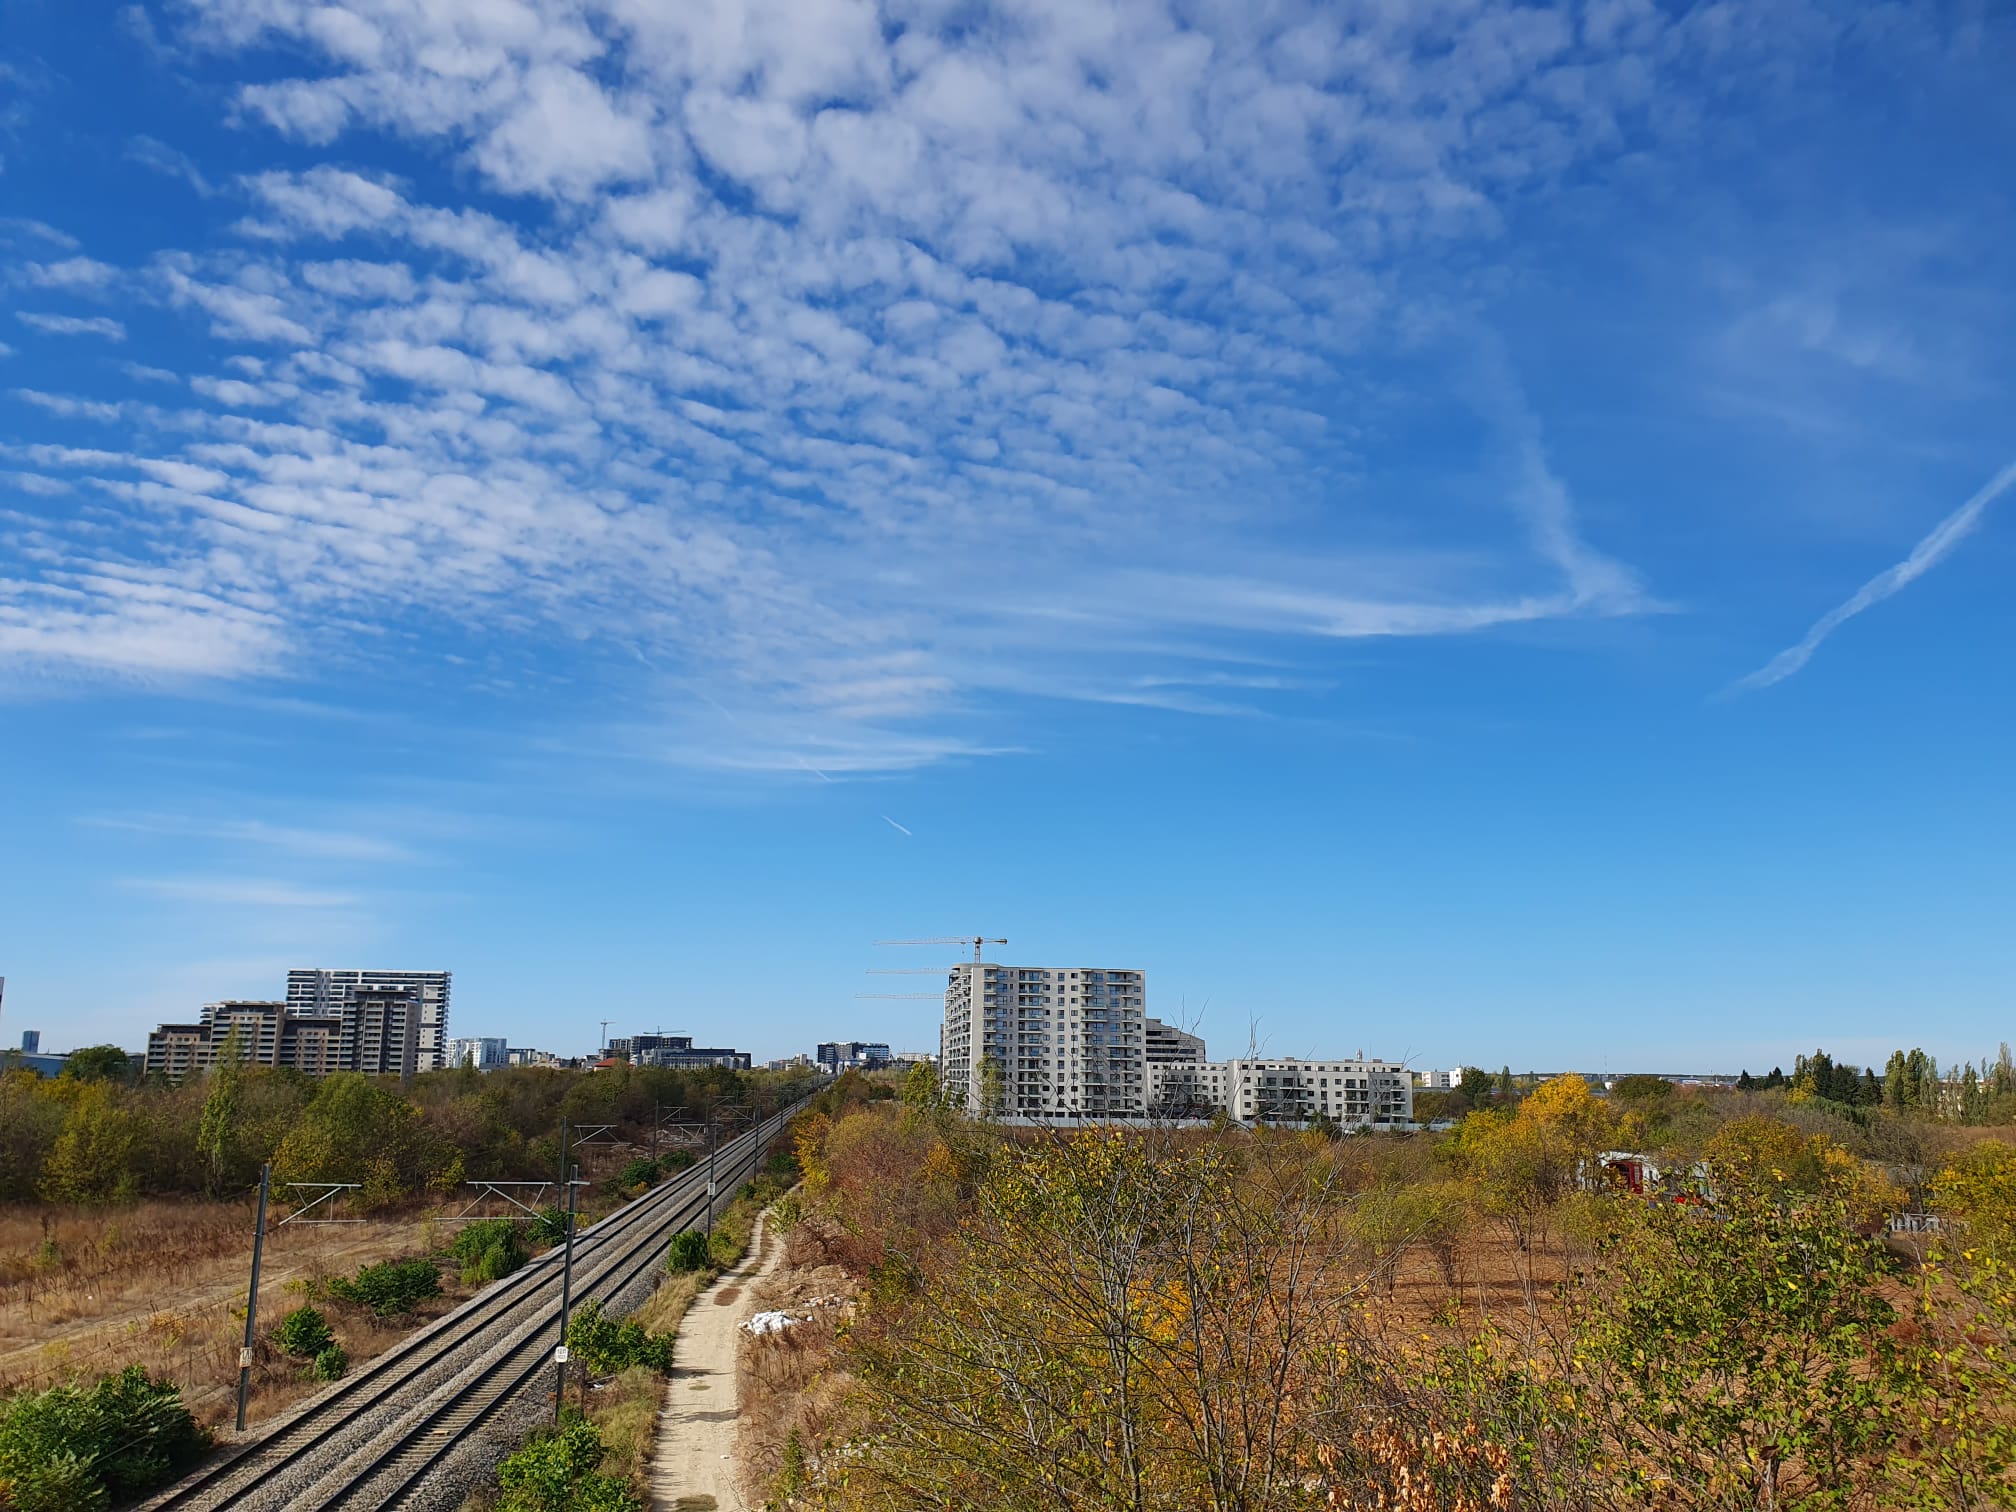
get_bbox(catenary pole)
[705,1120,718,1241]
[555,1156,578,1420]
[235,1163,271,1432]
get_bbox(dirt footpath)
[648,1216,780,1512]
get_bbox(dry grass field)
[0,1199,474,1428]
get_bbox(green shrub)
[611,1156,660,1192]
[496,1417,642,1512]
[665,1230,710,1273]
[310,1344,348,1382]
[564,1300,675,1375]
[450,1219,527,1284]
[475,1239,521,1282]
[661,1150,695,1172]
[0,1365,209,1512]
[325,1257,442,1317]
[273,1305,335,1360]
[529,1207,571,1246]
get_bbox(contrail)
[1730,460,2016,694]
[881,814,913,836]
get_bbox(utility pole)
[235,1164,271,1433]
[598,1019,611,1058]
[554,1158,578,1420]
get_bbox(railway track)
[140,1100,805,1512]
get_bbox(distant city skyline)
[1,2,2010,1072]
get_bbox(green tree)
[273,1073,449,1206]
[899,1060,943,1119]
[1575,1143,1904,1507]
[1611,1075,1674,1101]
[197,1039,244,1197]
[0,1070,68,1201]
[1960,1065,1985,1125]
[39,1084,140,1205]
[1905,1049,1931,1109]
[59,1046,133,1084]
[1885,1050,1911,1109]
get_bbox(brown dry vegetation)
[736,1223,859,1503]
[0,1198,455,1422]
[0,1132,712,1432]
[739,1071,2016,1512]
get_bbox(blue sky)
[1,0,2010,1074]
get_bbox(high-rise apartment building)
[288,969,450,1072]
[941,963,1147,1119]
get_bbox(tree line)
[0,1058,762,1207]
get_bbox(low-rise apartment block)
[1144,1016,1205,1064]
[145,1000,348,1080]
[607,1033,751,1070]
[1413,1068,1474,1089]
[447,1036,509,1070]
[1148,1055,1413,1126]
[817,1040,891,1072]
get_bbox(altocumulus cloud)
[0,0,1863,769]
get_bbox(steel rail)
[322,1126,777,1509]
[141,1097,804,1512]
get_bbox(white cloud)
[88,813,420,862]
[25,258,119,290]
[16,312,126,340]
[5,0,1876,768]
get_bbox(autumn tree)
[1447,1074,1614,1314]
[835,1128,1362,1512]
[39,1082,141,1204]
